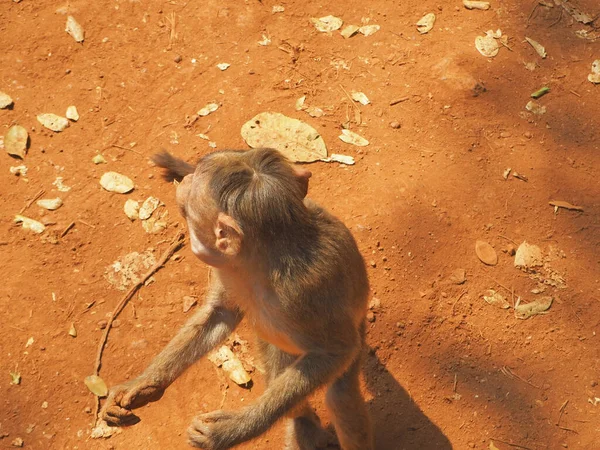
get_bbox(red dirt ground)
[1,1,599,449]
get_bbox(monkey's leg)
[325,356,373,450]
[257,340,333,450]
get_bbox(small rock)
[11,437,24,448]
[139,196,160,220]
[14,215,45,234]
[124,199,140,220]
[37,198,63,211]
[68,323,77,337]
[4,125,29,158]
[0,91,14,109]
[112,319,121,328]
[37,113,69,132]
[183,296,197,313]
[369,260,377,268]
[366,311,376,323]
[84,406,92,414]
[174,55,182,63]
[514,242,543,269]
[389,121,401,129]
[100,172,134,193]
[9,165,28,176]
[97,320,108,329]
[66,105,79,121]
[369,298,381,310]
[475,240,498,266]
[448,268,466,285]
[92,154,107,164]
[503,244,516,256]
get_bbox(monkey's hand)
[101,377,165,426]
[188,409,254,449]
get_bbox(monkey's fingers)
[122,385,164,409]
[195,410,234,423]
[187,419,215,449]
[102,405,140,426]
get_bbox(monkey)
[101,148,373,450]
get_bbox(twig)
[497,235,518,246]
[501,366,540,389]
[389,97,409,106]
[491,437,533,450]
[61,222,75,238]
[569,90,581,97]
[78,219,96,229]
[91,231,186,426]
[557,399,568,426]
[19,189,45,214]
[110,143,143,156]
[558,426,578,433]
[451,290,468,316]
[453,373,458,393]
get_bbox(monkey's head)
[176,148,312,268]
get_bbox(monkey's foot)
[187,410,249,450]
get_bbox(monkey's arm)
[188,346,358,448]
[102,286,243,425]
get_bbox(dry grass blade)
[165,12,177,50]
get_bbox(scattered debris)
[483,290,510,309]
[503,167,512,179]
[389,97,409,106]
[182,296,197,313]
[241,112,327,162]
[124,199,140,220]
[90,420,121,439]
[105,250,157,291]
[4,125,29,158]
[10,371,21,385]
[489,441,500,450]
[66,105,79,121]
[589,397,600,406]
[65,15,84,42]
[139,197,160,220]
[36,198,63,210]
[141,210,169,234]
[549,200,583,212]
[305,106,324,118]
[92,154,107,164]
[526,100,546,115]
[351,91,370,105]
[258,34,271,46]
[339,129,369,146]
[208,345,252,386]
[448,268,467,285]
[531,86,550,99]
[321,154,356,165]
[216,63,230,71]
[512,171,528,182]
[68,323,77,337]
[198,103,218,116]
[14,215,45,234]
[295,96,306,110]
[463,0,490,10]
[272,5,285,13]
[37,113,69,132]
[475,240,498,266]
[26,337,34,347]
[359,24,380,36]
[416,13,436,34]
[514,296,553,319]
[84,375,108,397]
[100,172,134,193]
[515,242,544,269]
[389,121,401,129]
[555,0,593,24]
[475,29,503,57]
[53,177,71,192]
[10,165,28,177]
[311,15,343,33]
[341,25,360,38]
[588,60,600,84]
[11,437,24,447]
[0,91,14,109]
[525,37,547,58]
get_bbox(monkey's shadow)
[363,350,452,450]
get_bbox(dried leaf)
[305,106,324,118]
[463,0,490,10]
[197,103,218,116]
[311,15,343,33]
[489,441,500,450]
[483,290,510,309]
[139,196,160,220]
[100,172,134,193]
[36,198,63,210]
[14,215,45,234]
[0,91,14,109]
[416,13,436,34]
[295,96,306,110]
[216,63,230,71]
[10,371,21,385]
[359,24,380,36]
[92,154,107,164]
[588,60,600,84]
[514,296,553,319]
[339,129,369,146]
[68,323,77,337]
[525,37,547,58]
[351,91,370,105]
[241,112,327,162]
[556,0,593,24]
[341,25,360,38]
[37,113,69,132]
[325,154,355,165]
[65,15,84,42]
[84,375,108,397]
[475,30,501,57]
[475,240,497,266]
[4,125,29,158]
[526,100,546,115]
[208,346,252,386]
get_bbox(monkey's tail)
[152,150,196,182]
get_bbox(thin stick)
[61,222,75,238]
[501,366,540,389]
[451,290,467,316]
[389,97,409,106]
[557,399,568,426]
[78,219,96,229]
[491,437,532,450]
[569,90,581,97]
[497,235,517,245]
[453,373,458,393]
[19,189,45,214]
[91,231,185,426]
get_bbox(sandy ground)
[1,0,599,449]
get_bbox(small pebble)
[174,55,182,63]
[98,320,108,329]
[389,121,401,129]
[366,311,376,323]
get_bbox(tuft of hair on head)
[152,150,196,182]
[203,148,310,238]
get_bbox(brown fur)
[102,149,373,450]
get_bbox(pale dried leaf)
[66,105,79,121]
[65,15,84,42]
[351,91,370,105]
[139,196,160,220]
[198,103,218,116]
[14,215,45,234]
[0,91,14,109]
[416,13,435,34]
[463,0,490,10]
[295,96,306,111]
[588,60,600,84]
[241,112,327,162]
[475,240,497,265]
[216,63,230,71]
[475,33,499,57]
[525,37,547,58]
[84,375,108,397]
[311,15,343,33]
[339,129,369,146]
[341,25,360,38]
[100,172,134,193]
[124,199,140,220]
[37,113,69,132]
[305,106,324,118]
[514,296,553,319]
[483,290,510,309]
[92,154,107,164]
[4,125,28,158]
[359,24,380,36]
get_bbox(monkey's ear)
[214,212,243,256]
[293,166,312,198]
